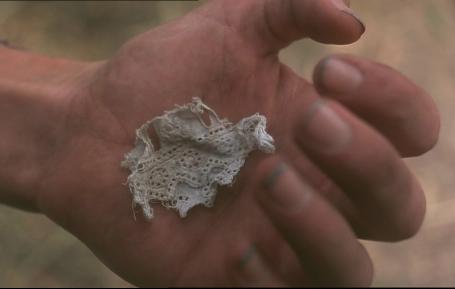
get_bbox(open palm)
[17,0,439,286]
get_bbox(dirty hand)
[0,0,439,286]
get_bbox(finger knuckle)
[340,244,374,287]
[416,107,441,154]
[393,198,426,241]
[383,180,426,241]
[387,219,423,241]
[353,256,374,287]
[390,84,440,156]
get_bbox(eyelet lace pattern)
[122,97,275,219]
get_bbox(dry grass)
[1,0,455,286]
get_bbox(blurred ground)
[1,0,455,287]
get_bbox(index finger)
[313,55,440,157]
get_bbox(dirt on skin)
[1,0,455,286]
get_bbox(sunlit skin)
[0,0,440,286]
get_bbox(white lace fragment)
[121,97,275,219]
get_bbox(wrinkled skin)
[0,0,440,286]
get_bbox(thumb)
[196,0,365,55]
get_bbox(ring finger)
[255,156,373,286]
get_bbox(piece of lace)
[121,97,275,219]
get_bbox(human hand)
[0,0,439,286]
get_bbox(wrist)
[0,46,99,98]
[0,47,103,210]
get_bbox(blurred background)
[1,0,455,287]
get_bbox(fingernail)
[263,163,312,210]
[330,0,365,32]
[298,100,351,154]
[317,57,363,94]
[239,245,258,269]
[236,245,284,286]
